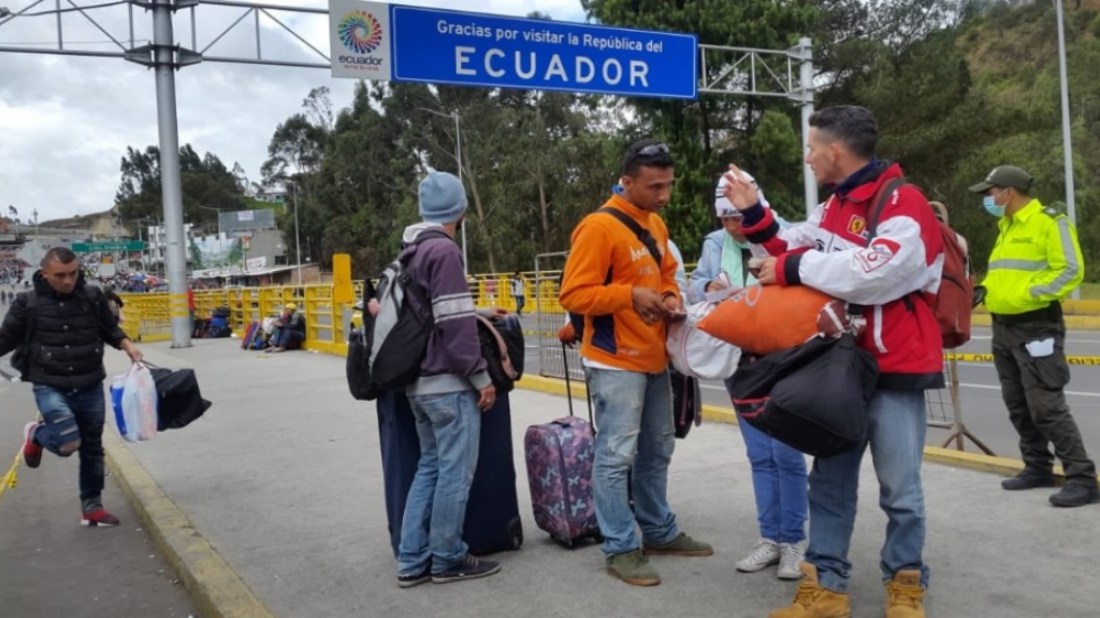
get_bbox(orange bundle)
[696,285,848,356]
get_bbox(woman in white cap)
[688,173,808,581]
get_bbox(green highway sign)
[71,240,145,252]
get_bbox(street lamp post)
[1055,0,1079,299]
[417,107,468,274]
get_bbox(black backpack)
[475,313,524,393]
[345,229,451,400]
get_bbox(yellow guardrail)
[114,261,1100,354]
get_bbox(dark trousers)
[992,318,1097,483]
[515,296,526,316]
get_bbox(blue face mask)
[982,195,1005,218]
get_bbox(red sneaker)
[81,508,121,527]
[22,422,43,469]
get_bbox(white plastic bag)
[667,301,742,380]
[111,363,158,442]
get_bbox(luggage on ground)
[523,344,601,547]
[240,321,257,349]
[374,389,523,558]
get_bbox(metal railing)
[117,263,993,454]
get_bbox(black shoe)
[431,554,501,584]
[397,566,431,588]
[1001,470,1056,491]
[1049,483,1100,508]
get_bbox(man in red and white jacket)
[723,106,943,618]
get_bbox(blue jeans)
[586,367,679,556]
[397,390,481,575]
[32,383,107,507]
[805,388,929,592]
[271,328,304,349]
[740,417,808,543]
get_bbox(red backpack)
[868,179,972,349]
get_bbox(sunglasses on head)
[635,143,670,157]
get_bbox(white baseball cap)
[715,171,769,218]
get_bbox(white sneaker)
[777,542,804,580]
[736,539,780,572]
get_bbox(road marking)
[960,382,1100,398]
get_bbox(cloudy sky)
[0,0,586,224]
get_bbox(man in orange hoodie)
[560,139,713,587]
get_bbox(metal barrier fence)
[534,252,584,383]
[117,266,1020,455]
[529,252,992,454]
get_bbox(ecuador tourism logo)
[329,0,391,80]
[338,10,383,54]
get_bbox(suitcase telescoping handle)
[561,342,595,427]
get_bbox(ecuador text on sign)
[388,5,697,99]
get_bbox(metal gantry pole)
[152,0,192,347]
[797,37,818,216]
[293,183,302,284]
[453,111,468,275]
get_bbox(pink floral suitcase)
[523,344,601,547]
[524,416,601,547]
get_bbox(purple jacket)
[400,223,490,396]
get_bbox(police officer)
[970,165,1099,507]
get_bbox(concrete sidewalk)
[99,340,1096,618]
[0,366,196,618]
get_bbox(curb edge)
[104,432,276,618]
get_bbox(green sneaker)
[643,532,714,557]
[606,549,661,586]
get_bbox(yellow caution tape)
[945,352,1100,366]
[0,451,20,504]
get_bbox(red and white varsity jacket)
[742,162,945,390]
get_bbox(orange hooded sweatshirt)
[559,193,680,374]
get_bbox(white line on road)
[959,382,1100,395]
[702,379,1100,399]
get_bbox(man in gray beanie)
[394,170,501,587]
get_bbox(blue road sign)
[388,5,697,99]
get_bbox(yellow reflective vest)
[982,199,1084,315]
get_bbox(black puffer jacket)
[0,271,129,390]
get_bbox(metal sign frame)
[0,0,817,348]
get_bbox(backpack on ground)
[351,229,452,399]
[867,179,973,349]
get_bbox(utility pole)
[151,0,191,346]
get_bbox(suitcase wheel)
[507,518,524,551]
[550,535,575,549]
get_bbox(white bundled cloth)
[666,294,742,381]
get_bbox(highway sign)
[71,240,145,252]
[329,1,698,99]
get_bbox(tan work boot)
[768,562,851,618]
[885,570,925,618]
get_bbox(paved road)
[0,363,197,618]
[520,318,1100,460]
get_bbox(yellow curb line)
[104,432,276,618]
[517,376,1099,484]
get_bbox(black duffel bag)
[730,334,878,457]
[149,367,213,431]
